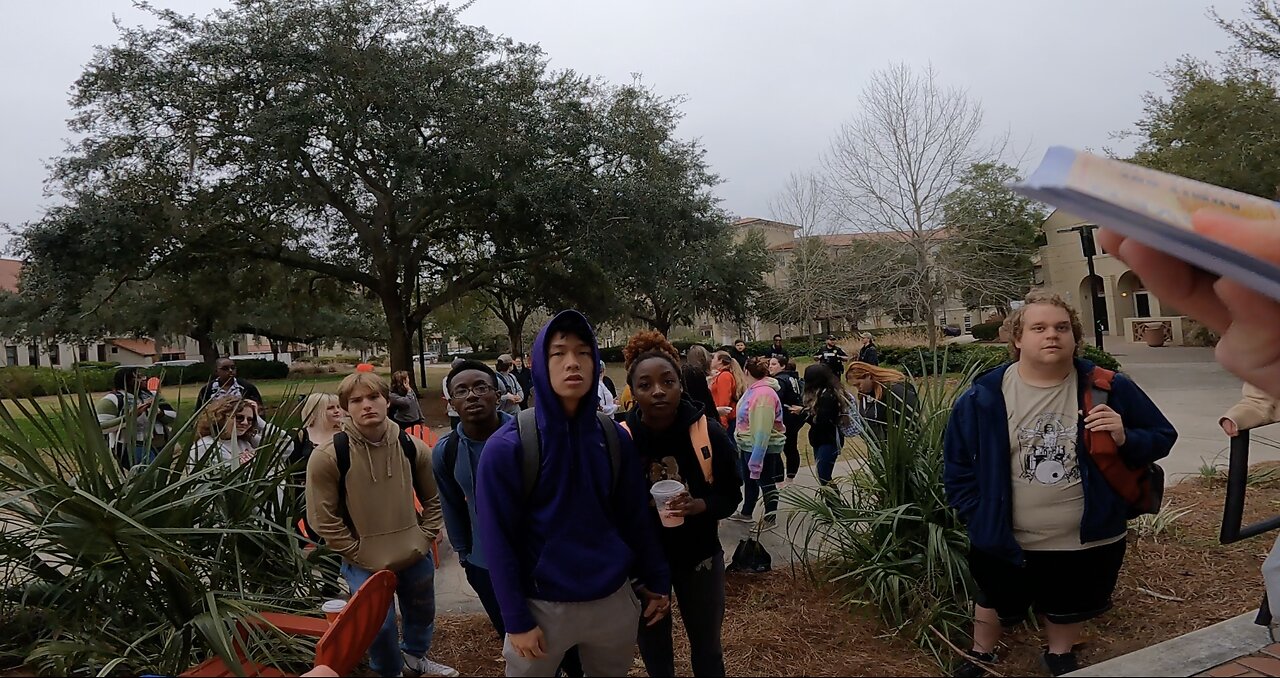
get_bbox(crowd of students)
[90,291,1194,678]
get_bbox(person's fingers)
[1192,210,1280,263]
[1096,229,1126,258]
[1214,279,1280,398]
[1113,237,1232,333]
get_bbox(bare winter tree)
[822,63,1006,349]
[759,172,860,337]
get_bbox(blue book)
[1012,147,1280,301]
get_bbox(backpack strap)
[516,409,621,502]
[597,411,621,495]
[621,417,713,485]
[690,415,714,484]
[1082,366,1116,453]
[399,431,426,511]
[443,431,461,481]
[334,432,354,531]
[516,408,541,502]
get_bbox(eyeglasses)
[450,383,494,399]
[234,414,255,424]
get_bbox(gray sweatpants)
[503,584,641,677]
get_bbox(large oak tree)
[16,0,689,372]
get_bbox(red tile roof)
[109,338,158,357]
[733,217,799,230]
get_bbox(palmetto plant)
[0,381,332,676]
[784,360,983,667]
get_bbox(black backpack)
[438,409,622,503]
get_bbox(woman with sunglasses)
[192,396,288,469]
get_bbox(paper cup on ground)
[322,599,346,624]
[650,479,686,527]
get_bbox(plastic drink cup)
[322,599,346,624]
[650,479,686,528]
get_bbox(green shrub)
[878,344,1007,376]
[145,359,289,386]
[71,361,121,370]
[0,367,116,398]
[0,387,328,675]
[1082,344,1122,371]
[969,321,1002,341]
[785,361,982,668]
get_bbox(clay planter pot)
[1143,322,1167,347]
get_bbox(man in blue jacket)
[944,292,1176,677]
[432,359,512,637]
[476,310,671,677]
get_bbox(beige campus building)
[1034,209,1197,345]
[682,218,998,346]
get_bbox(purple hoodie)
[475,310,670,634]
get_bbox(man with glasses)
[197,357,264,408]
[432,360,509,638]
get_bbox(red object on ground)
[181,570,397,677]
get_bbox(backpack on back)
[515,408,621,502]
[1082,366,1164,517]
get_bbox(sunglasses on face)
[234,414,254,424]
[451,383,493,399]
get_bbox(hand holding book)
[1014,148,1280,398]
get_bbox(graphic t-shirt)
[1003,366,1123,551]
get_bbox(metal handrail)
[1220,428,1280,544]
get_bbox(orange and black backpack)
[1082,367,1164,517]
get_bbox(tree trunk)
[190,321,219,368]
[379,289,415,376]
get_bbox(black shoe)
[951,651,996,678]
[1041,650,1079,676]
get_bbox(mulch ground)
[433,465,1280,677]
[430,569,937,677]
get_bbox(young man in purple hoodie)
[476,310,671,677]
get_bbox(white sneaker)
[727,512,753,523]
[403,653,459,677]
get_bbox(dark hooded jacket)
[624,399,741,569]
[476,311,670,634]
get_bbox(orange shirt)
[710,371,738,429]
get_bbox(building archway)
[1079,275,1109,335]
[1116,271,1150,320]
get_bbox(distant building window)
[111,346,118,354]
[4,346,16,367]
[78,344,89,362]
[963,314,973,332]
[28,344,39,367]
[48,344,60,366]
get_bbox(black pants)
[782,415,803,479]
[638,551,726,677]
[465,561,583,676]
[740,452,783,517]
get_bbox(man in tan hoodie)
[306,372,456,678]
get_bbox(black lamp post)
[1058,224,1104,350]
[416,276,427,390]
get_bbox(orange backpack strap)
[690,416,714,484]
[621,419,714,484]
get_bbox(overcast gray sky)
[0,0,1244,234]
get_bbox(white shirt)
[597,380,617,416]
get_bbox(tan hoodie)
[305,418,443,573]
[1222,382,1280,433]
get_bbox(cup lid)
[322,599,347,613]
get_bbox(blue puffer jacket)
[943,359,1177,565]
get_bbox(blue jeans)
[814,439,841,486]
[341,555,437,678]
